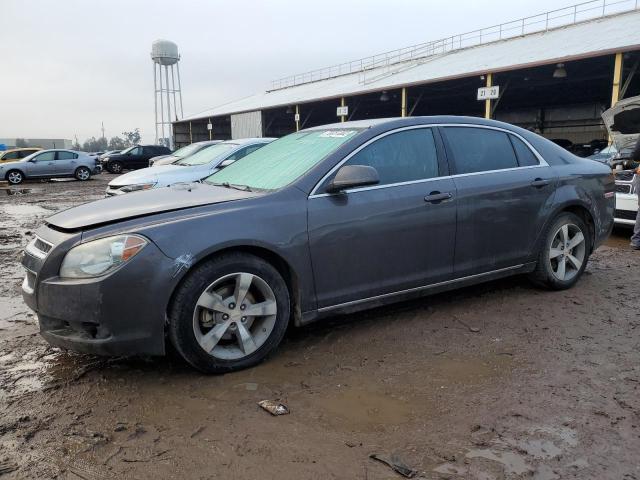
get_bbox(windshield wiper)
[211,182,252,192]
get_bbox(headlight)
[60,234,148,278]
[120,183,156,193]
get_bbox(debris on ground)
[258,400,290,416]
[369,453,418,478]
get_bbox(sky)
[1,0,570,144]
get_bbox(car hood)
[108,164,214,187]
[602,95,640,156]
[46,182,259,231]
[152,155,179,166]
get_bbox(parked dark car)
[22,117,614,373]
[101,145,171,173]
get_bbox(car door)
[125,146,144,168]
[55,151,78,175]
[26,151,57,176]
[307,126,457,308]
[440,125,556,277]
[141,147,159,167]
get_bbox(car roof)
[303,115,528,132]
[220,137,276,146]
[2,147,41,152]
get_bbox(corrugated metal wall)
[231,111,263,139]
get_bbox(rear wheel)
[168,253,290,373]
[108,161,123,174]
[75,166,91,181]
[529,212,590,290]
[6,170,23,185]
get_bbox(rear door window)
[509,135,540,167]
[341,128,440,186]
[56,151,77,160]
[443,127,519,174]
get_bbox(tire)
[528,212,591,290]
[108,161,123,174]
[75,166,91,181]
[168,253,291,373]
[6,170,24,185]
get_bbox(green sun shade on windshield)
[206,129,360,190]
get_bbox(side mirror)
[219,159,235,168]
[326,165,379,193]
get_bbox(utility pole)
[101,121,105,140]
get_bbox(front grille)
[615,171,635,182]
[615,209,637,221]
[615,183,632,194]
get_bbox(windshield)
[176,143,236,166]
[206,129,360,190]
[172,143,208,158]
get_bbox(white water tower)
[151,39,183,149]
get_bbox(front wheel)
[108,161,123,174]
[75,166,91,181]
[168,253,291,373]
[6,170,24,185]
[529,212,590,290]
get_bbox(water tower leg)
[171,64,178,122]
[159,64,165,145]
[153,62,158,144]
[165,66,173,149]
[176,62,184,119]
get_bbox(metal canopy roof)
[181,7,640,123]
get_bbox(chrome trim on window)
[308,123,548,199]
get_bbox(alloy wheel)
[7,172,22,184]
[77,168,90,180]
[548,223,586,281]
[192,272,278,360]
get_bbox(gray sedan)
[1,149,99,185]
[21,117,614,373]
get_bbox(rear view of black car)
[22,116,614,374]
[101,145,171,173]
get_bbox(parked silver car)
[0,149,100,185]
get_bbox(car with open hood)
[105,138,273,195]
[21,116,614,373]
[602,95,640,226]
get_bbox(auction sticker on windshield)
[319,130,357,138]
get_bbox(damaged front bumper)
[21,225,177,356]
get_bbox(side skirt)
[300,262,537,325]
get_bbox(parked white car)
[105,138,274,196]
[602,96,640,226]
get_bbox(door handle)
[424,191,453,204]
[530,178,550,188]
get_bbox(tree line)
[73,129,142,152]
[15,129,142,152]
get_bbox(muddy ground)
[0,174,638,480]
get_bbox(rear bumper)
[21,230,176,356]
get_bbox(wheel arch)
[166,244,303,328]
[540,201,596,254]
[5,168,25,182]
